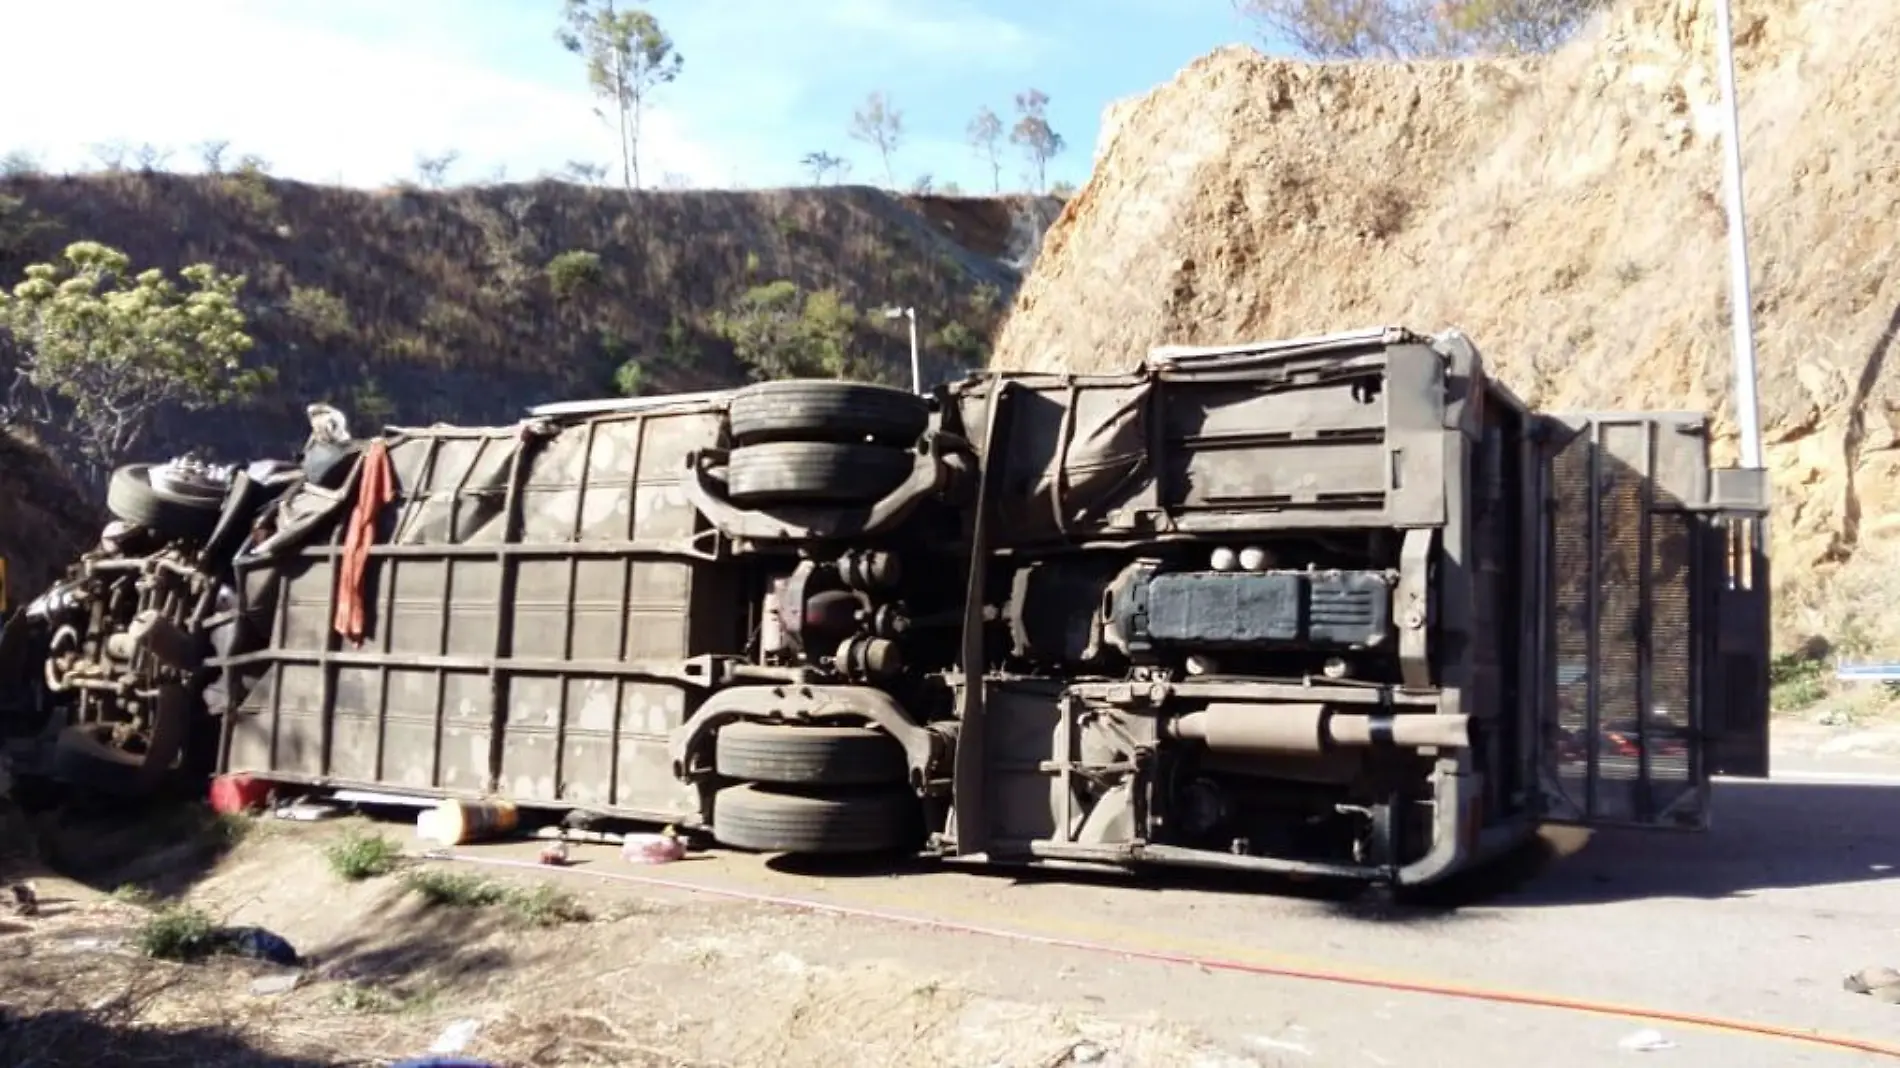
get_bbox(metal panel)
[1540,415,1709,828]
[222,405,731,822]
[1704,517,1771,777]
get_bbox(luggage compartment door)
[1538,413,1762,829]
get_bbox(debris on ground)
[621,825,686,865]
[1617,1027,1676,1052]
[1845,966,1900,1003]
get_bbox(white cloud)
[0,0,738,188]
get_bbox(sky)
[0,0,1271,194]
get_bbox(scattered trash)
[417,799,519,846]
[1617,1028,1676,1052]
[272,801,340,821]
[1068,1041,1107,1063]
[537,841,570,867]
[427,1018,482,1054]
[248,972,302,996]
[1844,966,1900,995]
[621,826,685,865]
[68,937,125,953]
[534,825,624,846]
[215,925,300,967]
[9,882,38,917]
[391,1059,497,1068]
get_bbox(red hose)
[429,851,1900,1060]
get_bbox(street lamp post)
[1712,0,1763,472]
[883,306,921,393]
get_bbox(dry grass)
[992,0,1900,653]
[0,174,1043,461]
[2,809,1260,1067]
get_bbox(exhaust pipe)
[1165,703,1470,754]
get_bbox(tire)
[715,721,908,787]
[725,441,911,506]
[106,464,222,540]
[727,381,928,447]
[712,782,920,854]
[50,722,182,798]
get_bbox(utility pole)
[884,306,921,393]
[1713,0,1763,472]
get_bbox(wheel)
[711,782,920,854]
[50,722,183,797]
[714,721,909,787]
[727,380,928,447]
[724,441,911,506]
[106,464,223,540]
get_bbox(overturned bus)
[0,327,1773,887]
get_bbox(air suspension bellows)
[1165,704,1470,754]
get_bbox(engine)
[758,551,911,683]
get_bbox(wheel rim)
[148,456,232,497]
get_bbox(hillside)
[0,174,1059,468]
[0,430,95,605]
[993,0,1894,652]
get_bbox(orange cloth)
[333,440,395,645]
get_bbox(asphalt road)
[441,744,1900,1068]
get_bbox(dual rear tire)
[709,721,920,855]
[721,380,927,507]
[710,382,932,852]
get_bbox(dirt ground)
[0,805,1265,1068]
[4,716,1898,1068]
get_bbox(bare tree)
[800,151,848,185]
[967,106,1004,194]
[1008,90,1064,194]
[132,143,174,172]
[564,160,610,184]
[416,150,459,189]
[849,92,904,187]
[195,140,231,174]
[90,141,130,172]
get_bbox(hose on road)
[432,851,1900,1060]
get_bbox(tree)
[133,143,173,172]
[0,241,269,476]
[967,106,1004,193]
[848,92,904,187]
[545,248,605,299]
[195,140,231,174]
[1436,0,1611,53]
[1009,90,1064,194]
[416,150,459,189]
[90,141,129,172]
[558,0,684,194]
[800,151,848,185]
[0,151,38,177]
[564,159,609,184]
[1233,0,1606,59]
[711,280,881,382]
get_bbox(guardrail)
[1834,663,1900,684]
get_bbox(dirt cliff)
[993,0,1896,651]
[0,430,95,604]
